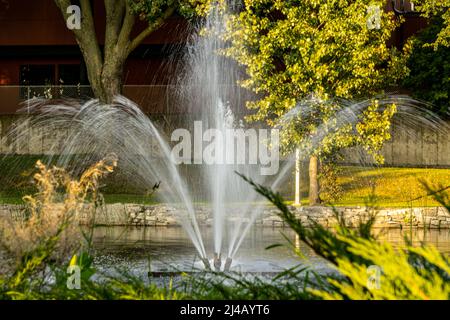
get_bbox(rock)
[437,208,449,217]
[387,221,401,228]
[423,208,438,217]
[0,202,448,229]
[430,219,440,226]
[164,217,179,226]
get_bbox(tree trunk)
[81,50,106,102]
[54,0,175,105]
[100,57,124,103]
[84,56,124,104]
[309,155,320,206]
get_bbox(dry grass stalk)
[0,154,118,269]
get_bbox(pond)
[90,226,450,276]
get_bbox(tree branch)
[127,5,176,56]
[54,0,104,99]
[116,1,136,54]
[104,0,126,62]
[53,0,102,64]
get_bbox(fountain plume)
[3,1,449,273]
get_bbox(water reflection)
[374,228,450,253]
[90,226,450,274]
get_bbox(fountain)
[175,1,292,269]
[0,2,281,272]
[4,1,448,273]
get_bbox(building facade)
[0,0,190,114]
[0,0,427,115]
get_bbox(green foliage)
[0,220,70,300]
[277,98,396,163]
[183,268,317,300]
[421,181,450,212]
[129,0,215,21]
[1,159,449,300]
[416,0,450,48]
[0,158,180,300]
[402,18,450,117]
[318,161,343,203]
[240,173,450,300]
[311,238,450,300]
[129,0,177,23]
[223,0,407,162]
[320,100,396,163]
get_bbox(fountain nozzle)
[201,257,211,270]
[213,253,222,271]
[224,257,232,272]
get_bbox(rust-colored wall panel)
[0,86,21,113]
[0,0,432,116]
[0,0,189,46]
[124,58,178,85]
[0,0,75,45]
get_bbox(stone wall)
[1,203,449,229]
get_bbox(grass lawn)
[0,192,159,205]
[330,166,450,207]
[0,157,448,208]
[102,194,159,205]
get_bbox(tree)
[403,1,450,117]
[403,17,450,117]
[223,0,408,205]
[416,0,450,48]
[53,0,212,103]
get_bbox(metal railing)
[19,85,94,100]
[0,84,255,115]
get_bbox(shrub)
[0,154,117,272]
[239,173,450,300]
[403,18,450,118]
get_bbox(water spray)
[224,257,232,272]
[201,257,211,270]
[213,253,222,271]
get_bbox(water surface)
[91,226,450,275]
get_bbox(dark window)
[58,64,81,85]
[19,64,93,99]
[58,64,93,98]
[19,64,55,99]
[20,64,55,86]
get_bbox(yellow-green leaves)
[416,0,450,48]
[310,236,450,300]
[130,0,217,21]
[224,0,407,159]
[69,254,78,267]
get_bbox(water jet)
[201,257,211,270]
[224,257,232,272]
[213,253,222,271]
